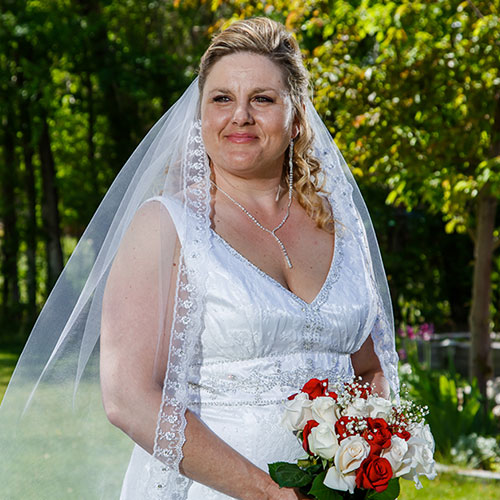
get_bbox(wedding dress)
[120,194,382,499]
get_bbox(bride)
[0,18,399,500]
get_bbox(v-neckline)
[209,222,342,308]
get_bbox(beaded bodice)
[186,216,379,409]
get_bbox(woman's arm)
[350,335,390,399]
[100,200,304,500]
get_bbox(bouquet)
[269,378,436,499]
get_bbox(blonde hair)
[198,17,332,231]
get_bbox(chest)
[211,200,334,304]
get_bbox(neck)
[211,166,286,214]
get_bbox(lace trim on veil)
[146,121,210,499]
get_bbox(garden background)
[0,0,499,498]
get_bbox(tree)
[216,0,500,395]
[307,0,499,397]
[0,0,216,338]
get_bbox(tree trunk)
[469,183,497,399]
[0,106,20,317]
[38,111,63,291]
[85,70,100,201]
[21,106,38,321]
[76,0,137,172]
[14,39,38,325]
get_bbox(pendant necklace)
[210,141,295,269]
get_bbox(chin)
[216,152,261,171]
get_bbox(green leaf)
[385,189,398,205]
[308,471,344,500]
[366,478,400,500]
[268,462,313,488]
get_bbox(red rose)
[302,420,320,455]
[334,416,359,442]
[363,418,393,453]
[326,390,338,400]
[287,393,298,400]
[301,378,329,399]
[394,428,411,441]
[355,455,393,492]
[345,381,372,399]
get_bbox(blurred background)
[0,1,499,497]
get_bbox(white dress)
[120,196,380,500]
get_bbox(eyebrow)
[208,87,280,95]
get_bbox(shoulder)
[140,194,182,217]
[137,195,185,240]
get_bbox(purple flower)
[398,348,407,360]
[419,323,434,342]
[407,326,416,340]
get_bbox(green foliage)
[268,461,316,488]
[0,0,498,346]
[366,479,400,500]
[217,0,500,331]
[400,356,499,460]
[308,471,343,500]
[0,0,216,329]
[269,461,401,499]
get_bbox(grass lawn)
[399,472,499,499]
[0,349,499,498]
[0,349,18,403]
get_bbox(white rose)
[366,395,393,419]
[407,422,435,450]
[412,444,436,479]
[334,435,370,474]
[323,465,356,494]
[281,392,312,431]
[308,423,339,459]
[381,436,411,477]
[402,440,437,486]
[344,397,368,418]
[420,424,436,454]
[311,396,341,425]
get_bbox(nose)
[231,101,255,126]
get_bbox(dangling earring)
[275,184,281,202]
[277,139,294,202]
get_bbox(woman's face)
[200,52,297,180]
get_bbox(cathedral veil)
[0,73,399,499]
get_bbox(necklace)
[210,141,295,268]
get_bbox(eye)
[254,95,274,103]
[213,95,231,103]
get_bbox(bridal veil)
[0,70,399,500]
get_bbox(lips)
[225,133,258,144]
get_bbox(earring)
[288,139,294,195]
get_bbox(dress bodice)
[186,216,379,409]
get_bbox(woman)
[0,18,398,500]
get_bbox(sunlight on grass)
[0,361,133,499]
[0,350,17,403]
[399,469,499,499]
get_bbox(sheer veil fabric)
[0,77,399,499]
